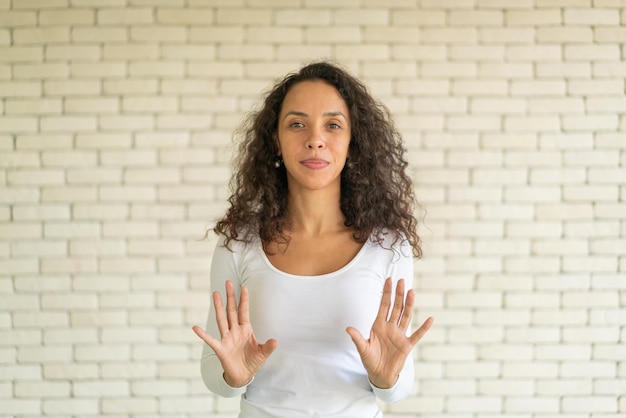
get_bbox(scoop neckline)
[258,238,370,279]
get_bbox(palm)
[193,281,277,388]
[346,278,433,389]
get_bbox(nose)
[306,128,325,149]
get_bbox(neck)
[286,189,346,237]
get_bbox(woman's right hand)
[192,280,278,388]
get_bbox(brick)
[274,9,328,25]
[70,63,126,79]
[422,62,476,78]
[13,275,70,293]
[100,115,155,131]
[189,26,244,43]
[161,44,216,61]
[528,98,585,114]
[479,379,534,395]
[131,26,186,42]
[363,27,417,43]
[0,80,41,97]
[540,133,593,149]
[17,346,72,363]
[0,116,39,132]
[6,98,62,115]
[103,44,160,60]
[98,8,153,24]
[41,151,97,168]
[505,116,560,132]
[12,63,68,79]
[471,98,525,114]
[505,397,560,412]
[537,26,593,43]
[565,45,621,61]
[157,8,213,24]
[11,241,66,256]
[507,9,561,25]
[44,221,99,238]
[421,28,477,43]
[0,46,42,62]
[511,80,566,97]
[101,150,156,166]
[71,310,127,327]
[103,78,158,94]
[46,45,100,61]
[453,80,507,95]
[65,98,120,115]
[450,10,503,25]
[540,66,593,83]
[478,203,534,220]
[478,62,533,78]
[0,399,40,414]
[421,0,474,7]
[74,133,130,149]
[122,96,178,113]
[563,256,618,272]
[69,240,126,256]
[157,114,213,130]
[13,27,69,44]
[0,11,37,27]
[72,204,128,220]
[530,168,586,184]
[587,97,626,113]
[12,204,70,221]
[565,8,620,25]
[44,363,96,379]
[14,381,70,398]
[569,79,623,96]
[446,361,501,378]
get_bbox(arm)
[195,236,277,397]
[347,239,433,403]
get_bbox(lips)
[300,158,329,169]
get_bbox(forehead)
[281,80,348,112]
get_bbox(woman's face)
[276,80,351,195]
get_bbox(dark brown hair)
[213,61,422,258]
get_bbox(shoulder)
[368,228,412,258]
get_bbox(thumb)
[261,338,278,358]
[346,326,368,354]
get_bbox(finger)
[192,325,220,351]
[224,280,239,329]
[260,338,279,358]
[375,277,393,323]
[212,290,229,337]
[398,288,415,331]
[388,278,406,325]
[408,316,434,346]
[346,326,368,355]
[238,284,250,325]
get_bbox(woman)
[193,61,433,417]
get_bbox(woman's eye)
[290,122,304,128]
[328,123,341,129]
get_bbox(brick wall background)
[1,0,625,417]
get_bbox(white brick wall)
[1,1,624,417]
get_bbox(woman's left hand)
[346,277,433,389]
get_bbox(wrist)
[369,374,399,390]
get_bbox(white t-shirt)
[200,231,416,418]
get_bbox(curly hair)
[213,61,422,258]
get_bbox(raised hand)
[192,280,278,388]
[346,277,433,389]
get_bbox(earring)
[274,157,282,168]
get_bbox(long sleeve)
[370,238,416,403]
[199,236,249,397]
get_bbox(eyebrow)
[282,111,347,120]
